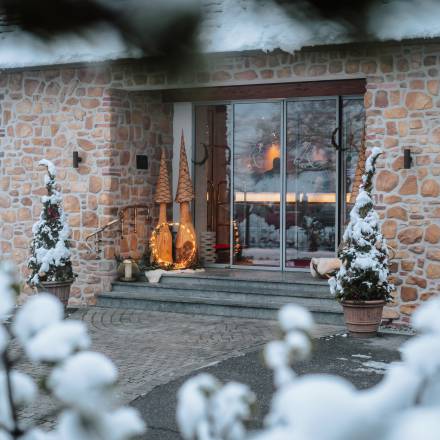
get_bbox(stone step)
[98,286,344,325]
[112,276,331,299]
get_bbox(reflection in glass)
[343,98,366,225]
[232,103,282,267]
[194,105,231,264]
[285,100,337,267]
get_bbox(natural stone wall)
[362,46,440,325]
[0,67,172,305]
[1,41,440,323]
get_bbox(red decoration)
[47,206,59,220]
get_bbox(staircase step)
[112,277,331,298]
[97,288,344,325]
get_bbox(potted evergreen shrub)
[28,159,74,306]
[329,147,393,337]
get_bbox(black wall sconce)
[403,148,413,169]
[136,155,148,170]
[73,151,82,168]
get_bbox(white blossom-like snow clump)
[0,261,18,321]
[49,351,118,413]
[25,320,90,363]
[0,371,37,431]
[13,294,64,345]
[178,298,440,440]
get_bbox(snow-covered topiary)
[0,261,146,439]
[329,147,393,302]
[177,299,440,440]
[28,160,74,286]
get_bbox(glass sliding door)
[232,102,282,267]
[342,97,366,227]
[193,95,364,270]
[285,99,338,267]
[194,105,232,264]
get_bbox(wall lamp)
[403,148,413,169]
[73,151,82,168]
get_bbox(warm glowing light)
[234,192,352,203]
[264,143,280,171]
[150,222,197,270]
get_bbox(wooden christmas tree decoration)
[153,148,173,266]
[175,131,197,268]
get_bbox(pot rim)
[342,299,386,306]
[39,279,74,286]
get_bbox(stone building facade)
[1,40,439,324]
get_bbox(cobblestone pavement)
[16,307,341,429]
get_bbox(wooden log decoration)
[153,148,173,266]
[175,131,197,268]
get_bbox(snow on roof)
[198,0,349,54]
[0,23,142,69]
[1,0,440,69]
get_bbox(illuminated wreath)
[150,221,197,270]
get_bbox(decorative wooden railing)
[85,204,151,258]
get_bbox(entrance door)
[284,98,337,268]
[232,102,282,268]
[193,96,364,270]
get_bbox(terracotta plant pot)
[38,280,73,307]
[341,300,386,337]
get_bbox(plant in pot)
[329,147,393,337]
[28,159,74,306]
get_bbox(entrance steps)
[98,269,343,325]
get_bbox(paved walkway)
[134,333,409,440]
[16,307,341,429]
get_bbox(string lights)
[150,222,197,270]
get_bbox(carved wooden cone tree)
[175,132,197,267]
[154,148,173,266]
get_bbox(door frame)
[192,93,364,271]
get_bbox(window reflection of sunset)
[235,192,351,203]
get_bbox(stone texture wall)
[1,41,440,323]
[0,67,173,305]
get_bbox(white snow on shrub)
[38,159,57,177]
[0,325,9,355]
[13,294,63,345]
[0,371,37,430]
[177,373,220,440]
[49,351,118,412]
[25,321,91,363]
[278,304,313,333]
[0,261,17,320]
[411,297,440,334]
[177,296,440,440]
[55,407,146,440]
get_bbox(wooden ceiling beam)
[162,79,366,102]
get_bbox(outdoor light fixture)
[73,151,82,168]
[403,148,413,169]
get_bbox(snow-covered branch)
[329,147,394,302]
[177,299,440,440]
[28,160,73,287]
[0,262,146,440]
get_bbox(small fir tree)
[28,160,74,286]
[329,147,393,302]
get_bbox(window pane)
[194,105,231,264]
[232,102,282,267]
[343,98,366,226]
[285,99,337,267]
